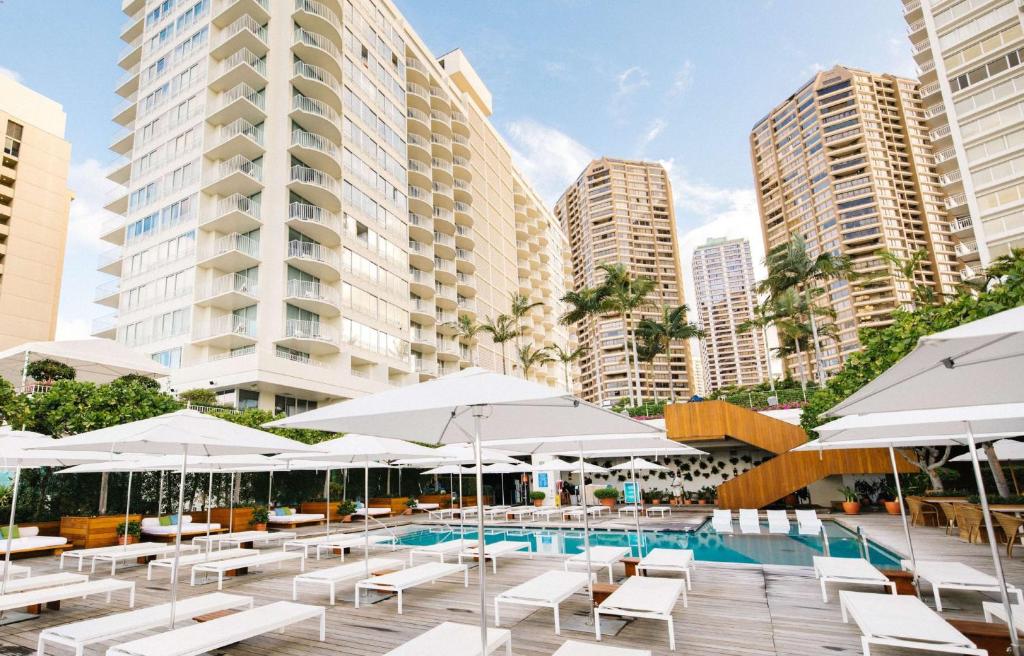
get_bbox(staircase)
[664,401,915,509]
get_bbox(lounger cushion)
[268,513,323,523]
[0,535,67,553]
[159,516,172,526]
[0,526,19,539]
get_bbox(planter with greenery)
[593,487,619,507]
[249,505,269,530]
[404,497,418,515]
[529,490,546,507]
[25,359,77,386]
[116,520,141,545]
[839,486,861,515]
[697,486,716,505]
[337,500,356,523]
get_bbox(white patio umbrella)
[267,367,660,653]
[609,457,670,547]
[25,409,315,629]
[281,459,388,536]
[953,439,1024,494]
[396,444,519,522]
[481,461,532,506]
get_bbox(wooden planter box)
[368,497,410,515]
[60,514,142,549]
[208,507,255,531]
[300,501,348,521]
[419,494,452,509]
[459,496,492,507]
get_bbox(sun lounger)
[353,507,391,518]
[408,539,475,565]
[739,509,761,534]
[711,509,733,533]
[0,526,68,556]
[458,541,530,573]
[0,578,134,614]
[563,506,607,521]
[92,543,201,576]
[140,515,220,539]
[147,548,256,580]
[193,530,296,550]
[355,561,468,614]
[385,621,511,656]
[767,510,791,534]
[267,512,325,528]
[553,641,651,656]
[1,572,87,594]
[617,505,642,518]
[564,546,630,583]
[427,508,457,520]
[0,561,30,579]
[60,543,157,572]
[813,556,896,602]
[412,503,440,513]
[596,576,685,651]
[505,506,536,520]
[636,548,694,595]
[37,592,252,656]
[494,570,591,635]
[840,590,986,656]
[796,509,823,535]
[283,533,395,560]
[905,559,1024,612]
[190,550,305,590]
[293,557,405,605]
[645,506,671,518]
[982,601,1024,633]
[105,601,325,656]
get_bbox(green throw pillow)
[159,516,172,527]
[0,526,20,539]
[284,508,294,515]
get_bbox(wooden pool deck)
[1,511,1021,655]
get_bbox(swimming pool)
[393,520,902,568]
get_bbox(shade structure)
[577,443,708,458]
[609,457,670,472]
[393,444,520,466]
[488,434,682,455]
[531,458,609,474]
[951,438,1024,462]
[266,367,660,654]
[829,306,1024,417]
[482,462,532,474]
[0,338,168,386]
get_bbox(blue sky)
[0,1,914,338]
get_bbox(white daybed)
[813,556,896,603]
[384,621,511,656]
[293,557,405,605]
[596,576,685,651]
[564,546,630,583]
[494,570,591,636]
[354,561,468,614]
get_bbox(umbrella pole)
[501,473,505,507]
[228,472,235,533]
[205,471,213,546]
[325,468,331,536]
[168,449,188,629]
[472,408,488,656]
[966,426,1020,656]
[577,447,595,614]
[363,460,370,587]
[267,470,273,509]
[629,458,643,556]
[1,466,21,598]
[888,446,920,598]
[459,471,465,535]
[157,470,164,518]
[122,470,133,551]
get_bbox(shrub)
[249,506,269,526]
[337,500,356,516]
[405,496,418,508]
[117,520,141,537]
[593,488,619,500]
[178,388,219,406]
[26,359,76,382]
[113,374,161,390]
[529,491,546,501]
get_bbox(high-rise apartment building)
[750,66,959,380]
[0,76,72,350]
[691,237,769,392]
[98,0,569,413]
[904,0,1024,276]
[555,158,692,405]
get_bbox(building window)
[237,389,259,410]
[275,395,317,416]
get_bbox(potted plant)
[249,505,269,531]
[879,482,901,515]
[683,492,694,505]
[404,497,419,515]
[337,500,356,523]
[116,520,140,545]
[529,490,546,507]
[839,486,861,515]
[593,487,619,508]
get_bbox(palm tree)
[559,286,608,401]
[636,305,703,400]
[633,332,665,406]
[510,293,544,350]
[479,314,519,375]
[597,263,655,407]
[549,344,588,394]
[517,344,554,379]
[446,315,483,365]
[766,289,812,394]
[876,248,942,308]
[737,301,778,395]
[760,235,854,386]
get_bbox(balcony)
[196,272,259,310]
[952,215,974,232]
[411,328,437,351]
[213,0,270,28]
[454,224,475,249]
[956,238,979,257]
[935,146,957,164]
[202,193,261,234]
[407,107,430,135]
[435,310,457,328]
[407,82,430,106]
[279,319,339,355]
[409,267,434,296]
[415,361,438,377]
[120,10,143,42]
[290,130,340,177]
[457,297,477,318]
[91,313,118,339]
[939,169,962,185]
[433,230,456,258]
[97,247,123,276]
[453,156,472,181]
[436,338,459,361]
[193,315,258,349]
[456,248,475,273]
[288,164,340,211]
[434,283,457,310]
[109,127,134,156]
[457,271,476,296]
[407,239,434,269]
[408,133,431,161]
[292,0,343,41]
[291,60,342,111]
[197,232,260,270]
[205,118,264,161]
[103,192,129,216]
[209,83,266,126]
[106,158,131,186]
[209,48,267,93]
[925,103,946,120]
[285,239,340,280]
[94,280,120,307]
[920,82,940,98]
[287,201,341,246]
[100,216,125,245]
[115,63,140,98]
[211,15,268,59]
[292,26,342,78]
[290,94,341,143]
[284,279,340,317]
[945,193,967,210]
[203,154,263,197]
[451,133,470,156]
[454,201,472,225]
[117,35,142,69]
[410,298,435,324]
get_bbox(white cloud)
[885,33,917,78]
[505,118,595,205]
[67,158,121,254]
[0,66,22,83]
[636,118,668,155]
[55,317,92,341]
[668,61,695,97]
[615,66,650,95]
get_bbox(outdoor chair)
[955,504,983,543]
[906,496,940,527]
[937,502,959,535]
[992,511,1024,557]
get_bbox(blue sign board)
[538,472,549,488]
[623,482,638,504]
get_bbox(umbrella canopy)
[808,404,1024,447]
[422,464,469,475]
[0,338,168,385]
[531,458,608,473]
[952,439,1024,463]
[829,306,1024,416]
[56,454,286,474]
[394,444,519,467]
[609,457,671,472]
[482,462,532,474]
[487,434,681,454]
[577,443,708,458]
[276,433,438,462]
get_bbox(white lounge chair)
[91,543,201,576]
[193,530,295,550]
[37,592,252,656]
[140,515,220,538]
[739,509,761,534]
[562,506,607,521]
[596,576,685,651]
[105,601,325,656]
[408,539,475,565]
[564,546,630,583]
[494,570,591,636]
[147,548,256,580]
[60,543,158,571]
[840,590,986,656]
[906,559,1024,612]
[267,510,325,528]
[796,509,823,535]
[0,526,68,556]
[1,572,87,594]
[616,505,642,518]
[293,557,405,605]
[505,506,536,521]
[553,641,651,656]
[535,506,575,521]
[711,509,733,533]
[190,550,305,590]
[0,578,135,614]
[636,548,694,595]
[385,621,511,656]
[355,561,468,614]
[427,508,457,520]
[982,601,1024,633]
[458,540,530,573]
[813,556,896,603]
[767,510,791,534]
[0,561,30,579]
[645,506,671,518]
[311,534,397,560]
[352,507,391,518]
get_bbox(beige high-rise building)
[904,0,1024,276]
[0,76,72,350]
[98,0,568,413]
[691,237,769,392]
[555,158,692,406]
[750,66,959,380]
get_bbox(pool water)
[394,520,902,569]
